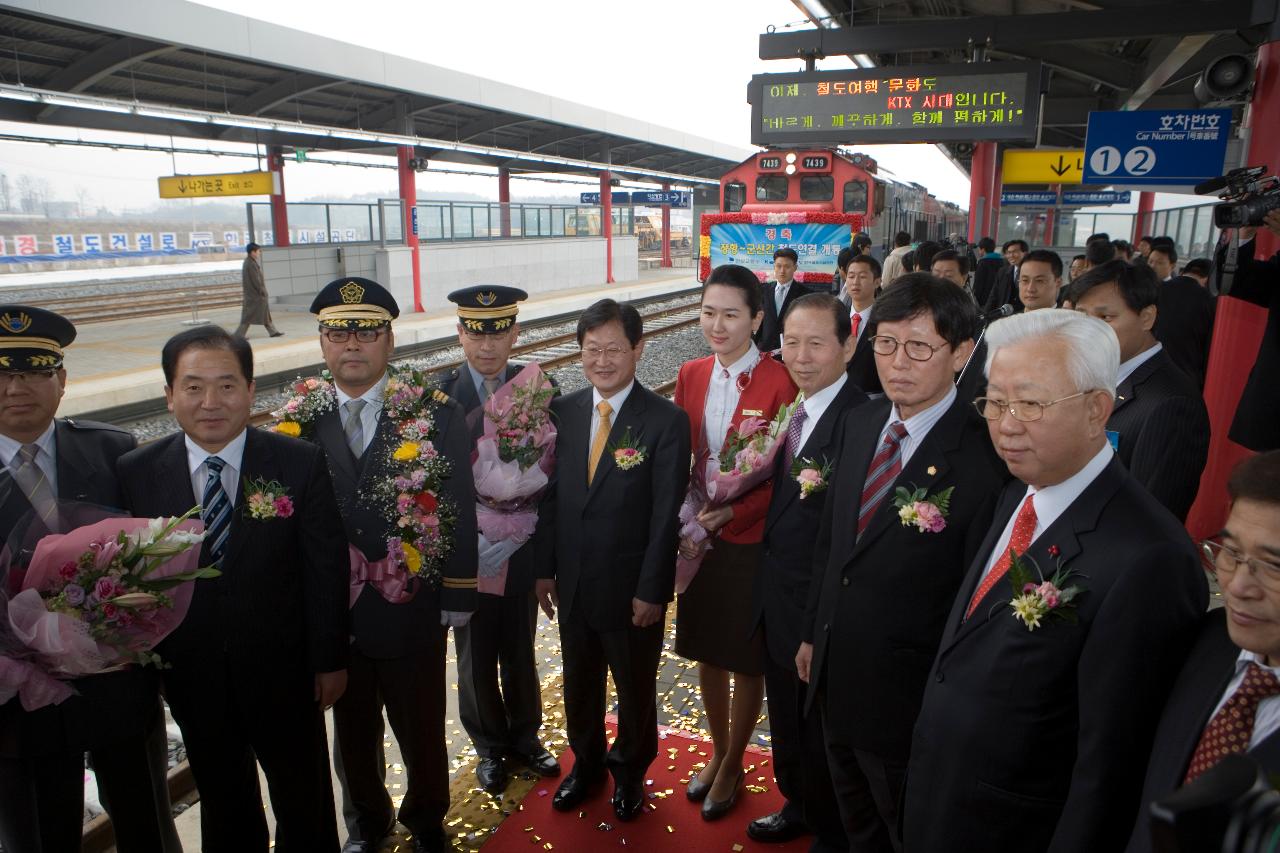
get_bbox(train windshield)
[756,175,788,202]
[724,181,746,212]
[800,176,833,201]
[843,180,869,214]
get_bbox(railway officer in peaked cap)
[0,306,180,853]
[307,277,478,853]
[436,285,559,796]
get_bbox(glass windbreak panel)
[800,175,834,201]
[285,203,329,244]
[552,207,566,236]
[842,180,868,214]
[419,205,445,240]
[1092,214,1133,243]
[1072,214,1097,246]
[1190,206,1216,258]
[725,182,746,212]
[327,204,373,242]
[1177,208,1196,257]
[470,206,488,238]
[451,205,473,239]
[756,175,788,202]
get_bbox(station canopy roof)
[769,0,1279,175]
[0,0,752,185]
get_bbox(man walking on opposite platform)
[0,306,181,853]
[747,293,868,851]
[234,242,283,338]
[118,325,349,853]
[305,278,477,853]
[534,299,689,822]
[901,309,1207,853]
[795,276,1008,852]
[436,285,559,795]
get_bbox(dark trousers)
[333,633,449,848]
[817,691,907,853]
[763,641,848,852]
[163,656,338,853]
[455,592,543,758]
[560,605,663,787]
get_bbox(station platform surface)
[59,267,698,418]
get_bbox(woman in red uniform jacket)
[674,263,798,821]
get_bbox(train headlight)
[785,152,797,164]
[785,164,796,175]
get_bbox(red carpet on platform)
[481,722,810,852]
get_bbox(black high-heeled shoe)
[685,769,714,802]
[700,769,745,821]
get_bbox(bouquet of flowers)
[471,363,557,595]
[270,373,337,439]
[5,508,219,683]
[675,399,798,593]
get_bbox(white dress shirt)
[703,346,759,457]
[0,421,58,497]
[875,384,957,468]
[466,361,502,400]
[796,373,846,450]
[1116,342,1163,388]
[335,372,389,455]
[590,379,636,463]
[1210,650,1280,749]
[185,428,248,507]
[974,442,1114,585]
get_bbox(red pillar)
[660,182,672,268]
[498,167,512,239]
[1043,185,1059,246]
[1185,40,1279,539]
[967,142,992,242]
[987,151,1002,242]
[600,170,614,284]
[397,146,423,313]
[1132,191,1155,243]
[267,145,289,247]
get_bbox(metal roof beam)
[759,1,1271,56]
[226,72,336,116]
[1122,33,1215,110]
[1000,44,1140,91]
[35,35,175,120]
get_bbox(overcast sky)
[0,0,980,213]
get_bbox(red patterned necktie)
[1183,662,1280,784]
[851,312,862,342]
[857,421,908,537]
[966,494,1037,619]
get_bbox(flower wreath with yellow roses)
[271,365,456,587]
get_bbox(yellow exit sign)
[1001,149,1085,185]
[158,171,279,199]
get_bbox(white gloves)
[478,534,523,577]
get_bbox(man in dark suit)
[840,253,881,396]
[305,278,477,853]
[747,293,867,850]
[1149,241,1215,388]
[756,248,816,353]
[1124,451,1280,853]
[1066,260,1210,522]
[796,276,1008,852]
[981,239,1027,313]
[0,307,180,853]
[971,237,1006,309]
[901,308,1208,853]
[1219,212,1280,451]
[534,299,689,822]
[436,285,557,796]
[118,325,349,853]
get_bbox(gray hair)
[984,308,1119,397]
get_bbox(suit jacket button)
[355,528,363,535]
[841,577,850,586]
[823,623,829,632]
[935,672,944,683]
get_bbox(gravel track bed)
[8,269,242,302]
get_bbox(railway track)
[31,282,243,324]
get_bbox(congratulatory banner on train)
[708,222,850,278]
[750,61,1044,147]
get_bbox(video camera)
[1149,754,1280,853]
[1197,166,1280,228]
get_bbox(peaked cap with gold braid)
[447,285,528,334]
[0,304,76,371]
[309,276,401,330]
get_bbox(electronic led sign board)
[749,62,1043,146]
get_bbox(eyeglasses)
[322,328,385,344]
[1203,539,1280,590]
[869,335,948,362]
[581,345,630,361]
[973,391,1091,422]
[0,369,58,388]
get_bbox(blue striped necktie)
[202,455,232,566]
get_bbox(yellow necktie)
[587,400,613,484]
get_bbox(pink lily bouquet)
[675,399,797,593]
[471,363,557,595]
[3,509,219,708]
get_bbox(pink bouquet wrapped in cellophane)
[675,401,798,594]
[6,508,219,684]
[472,362,557,595]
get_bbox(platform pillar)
[967,143,991,242]
[498,167,512,238]
[987,150,1002,242]
[601,169,614,284]
[397,145,423,312]
[660,182,673,268]
[268,145,289,247]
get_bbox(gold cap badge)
[339,281,365,305]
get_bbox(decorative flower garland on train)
[269,365,456,588]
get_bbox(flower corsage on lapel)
[893,484,953,533]
[243,477,294,520]
[1008,546,1085,631]
[608,427,647,471]
[790,457,833,499]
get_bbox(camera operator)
[1215,209,1280,452]
[1123,451,1280,853]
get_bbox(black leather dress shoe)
[551,773,601,812]
[476,756,509,794]
[701,770,745,821]
[612,782,644,821]
[406,831,446,853]
[519,747,561,777]
[747,809,809,843]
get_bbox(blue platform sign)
[1061,190,1132,206]
[579,192,632,204]
[632,190,691,207]
[1082,108,1231,186]
[1001,191,1058,206]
